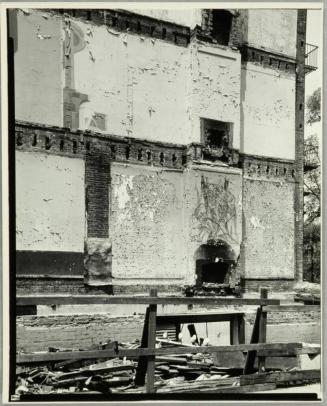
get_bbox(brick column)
[84,140,112,286]
[294,10,307,282]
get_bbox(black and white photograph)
[1,2,324,402]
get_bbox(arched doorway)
[194,240,237,286]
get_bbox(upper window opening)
[201,118,232,163]
[211,10,233,46]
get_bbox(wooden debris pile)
[15,338,321,397]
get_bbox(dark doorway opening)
[194,242,236,286]
[211,10,233,46]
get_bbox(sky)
[305,9,323,145]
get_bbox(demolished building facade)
[10,8,317,297]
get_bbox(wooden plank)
[16,342,306,364]
[243,307,261,374]
[134,307,149,386]
[157,383,277,394]
[240,369,321,386]
[238,314,245,344]
[263,305,320,313]
[258,292,267,372]
[145,289,157,394]
[16,295,280,306]
[156,312,244,325]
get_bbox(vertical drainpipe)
[294,9,307,282]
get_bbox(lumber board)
[134,307,150,385]
[157,382,277,394]
[263,305,320,313]
[145,303,157,393]
[16,342,307,364]
[16,295,279,306]
[156,312,245,325]
[240,369,321,386]
[243,307,261,374]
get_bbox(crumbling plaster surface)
[16,151,85,252]
[128,9,202,28]
[191,45,241,149]
[72,19,241,147]
[242,178,295,279]
[110,163,186,280]
[184,167,243,285]
[13,10,63,126]
[241,63,296,160]
[243,10,297,58]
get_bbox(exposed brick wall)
[85,146,110,239]
[294,10,307,282]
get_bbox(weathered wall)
[11,10,63,126]
[242,177,295,279]
[128,9,202,27]
[242,10,297,58]
[191,46,241,150]
[240,63,296,160]
[110,163,186,282]
[16,151,85,259]
[185,166,243,284]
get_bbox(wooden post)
[230,315,239,345]
[146,289,157,393]
[134,307,150,385]
[258,288,268,372]
[243,288,268,374]
[238,314,246,344]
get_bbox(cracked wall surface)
[241,63,296,160]
[242,178,295,279]
[16,151,85,252]
[12,10,63,126]
[241,10,297,57]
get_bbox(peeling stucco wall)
[12,10,63,126]
[191,46,241,149]
[242,10,297,58]
[110,163,186,281]
[242,178,295,279]
[184,167,243,284]
[16,151,85,252]
[241,63,296,160]
[128,9,202,28]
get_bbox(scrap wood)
[240,369,321,387]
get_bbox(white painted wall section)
[16,152,85,252]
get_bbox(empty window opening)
[32,134,37,146]
[45,136,51,150]
[195,242,236,286]
[73,140,77,154]
[269,58,273,66]
[284,167,287,175]
[162,27,167,39]
[266,165,270,174]
[202,118,232,163]
[112,16,118,27]
[86,11,91,21]
[211,10,233,46]
[159,152,165,165]
[125,20,129,29]
[16,134,23,146]
[86,141,90,151]
[125,146,130,160]
[146,150,151,163]
[292,169,295,178]
[275,168,279,175]
[137,21,141,33]
[111,145,116,159]
[137,149,143,161]
[60,139,64,151]
[172,153,177,165]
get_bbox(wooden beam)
[157,312,245,325]
[16,342,307,364]
[243,307,261,374]
[134,307,149,386]
[16,295,280,306]
[258,289,268,372]
[263,305,320,313]
[240,369,321,386]
[145,289,157,394]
